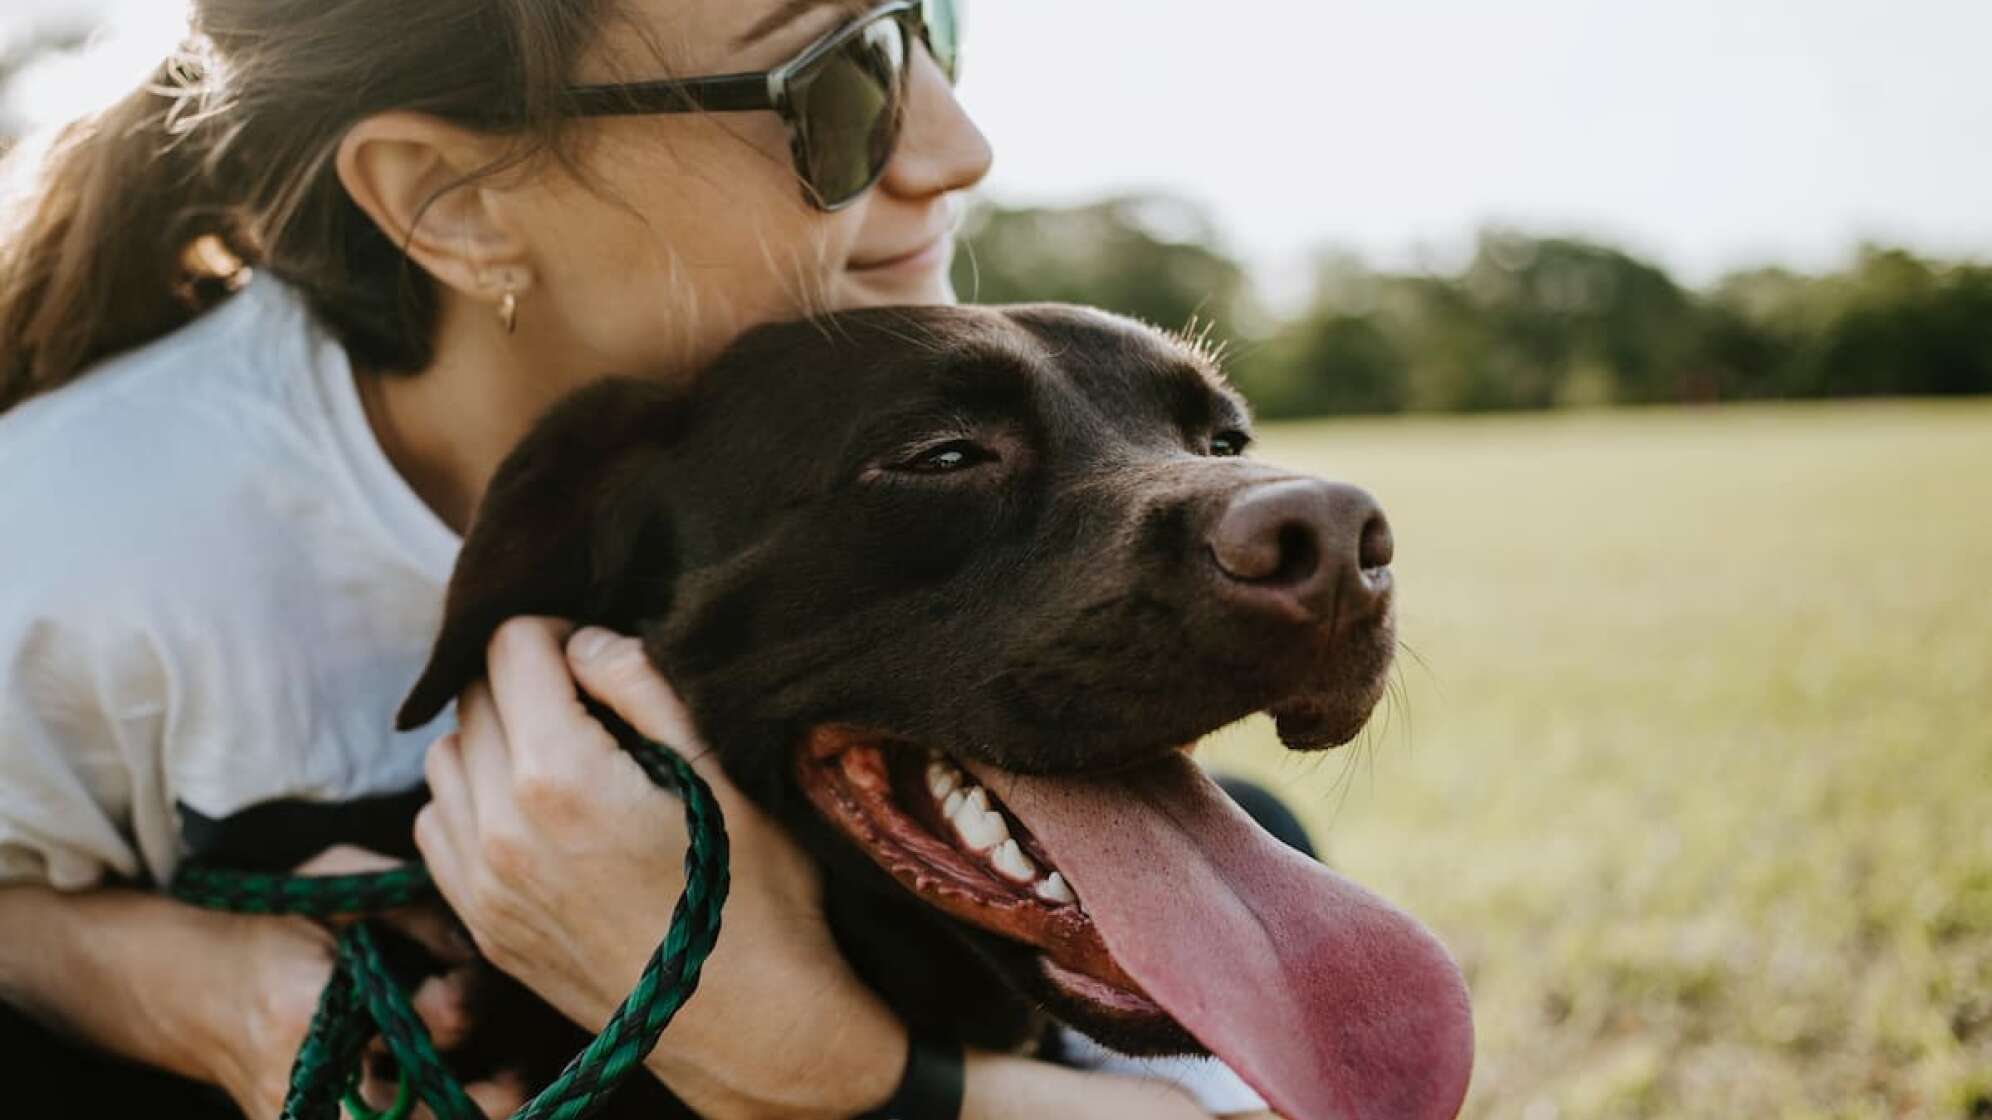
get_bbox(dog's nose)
[1208,480,1393,620]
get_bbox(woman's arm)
[0,882,290,1096]
[0,855,520,1120]
[420,620,1257,1120]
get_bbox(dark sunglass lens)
[791,19,906,207]
[922,0,962,83]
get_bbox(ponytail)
[0,52,255,413]
[0,1,611,416]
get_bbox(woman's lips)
[849,235,950,275]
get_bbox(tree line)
[950,196,1992,417]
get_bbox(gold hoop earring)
[498,289,519,335]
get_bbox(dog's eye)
[895,440,997,474]
[1208,429,1252,457]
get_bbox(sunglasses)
[564,0,963,211]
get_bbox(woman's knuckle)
[422,735,456,781]
[412,805,442,852]
[266,978,322,1039]
[423,996,471,1044]
[607,642,659,687]
[479,832,531,880]
[478,930,524,973]
[462,925,511,971]
[514,768,581,818]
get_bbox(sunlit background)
[11,0,1992,289]
[3,3,1987,1118]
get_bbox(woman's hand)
[0,874,516,1120]
[414,618,907,1120]
[207,846,525,1120]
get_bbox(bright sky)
[8,0,1990,293]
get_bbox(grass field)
[1198,399,1992,1119]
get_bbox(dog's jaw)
[792,727,1198,1049]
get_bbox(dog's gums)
[795,727,1174,1027]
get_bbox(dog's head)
[399,304,1471,1120]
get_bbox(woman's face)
[508,0,993,379]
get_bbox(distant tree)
[1707,247,1992,399]
[1700,267,1817,400]
[1809,248,1992,397]
[951,193,1258,347]
[1441,231,1703,408]
[1251,232,1709,414]
[1224,254,1408,418]
[1243,311,1409,418]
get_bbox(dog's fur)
[399,304,1395,1108]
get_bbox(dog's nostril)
[1358,512,1393,572]
[1210,496,1327,588]
[1210,517,1320,585]
[1272,522,1321,585]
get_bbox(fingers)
[419,733,473,865]
[294,846,422,934]
[407,967,478,1050]
[378,902,477,970]
[356,1060,524,1120]
[484,617,589,764]
[355,1045,403,1113]
[293,844,403,878]
[467,1071,530,1117]
[476,617,710,785]
[416,739,479,945]
[455,682,523,829]
[565,627,709,766]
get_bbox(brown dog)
[399,304,1472,1120]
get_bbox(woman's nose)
[880,49,994,200]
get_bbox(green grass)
[1199,399,1992,1119]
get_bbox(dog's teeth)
[990,839,1037,884]
[926,761,963,801]
[950,787,1009,851]
[1035,872,1077,905]
[941,789,966,819]
[957,808,1009,852]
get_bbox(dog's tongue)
[967,755,1473,1120]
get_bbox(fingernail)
[570,627,618,663]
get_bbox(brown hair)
[0,0,613,413]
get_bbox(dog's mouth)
[795,725,1477,1120]
[796,728,1171,1025]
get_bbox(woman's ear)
[397,377,686,730]
[335,110,535,304]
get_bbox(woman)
[0,2,1280,1116]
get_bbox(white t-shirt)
[0,275,457,888]
[0,276,1265,1113]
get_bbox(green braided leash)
[169,728,729,1120]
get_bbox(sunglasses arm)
[565,73,777,116]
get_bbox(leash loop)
[170,731,729,1120]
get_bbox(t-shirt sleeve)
[0,286,446,889]
[0,609,157,889]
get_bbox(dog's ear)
[396,376,686,730]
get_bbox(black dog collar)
[857,1037,965,1120]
